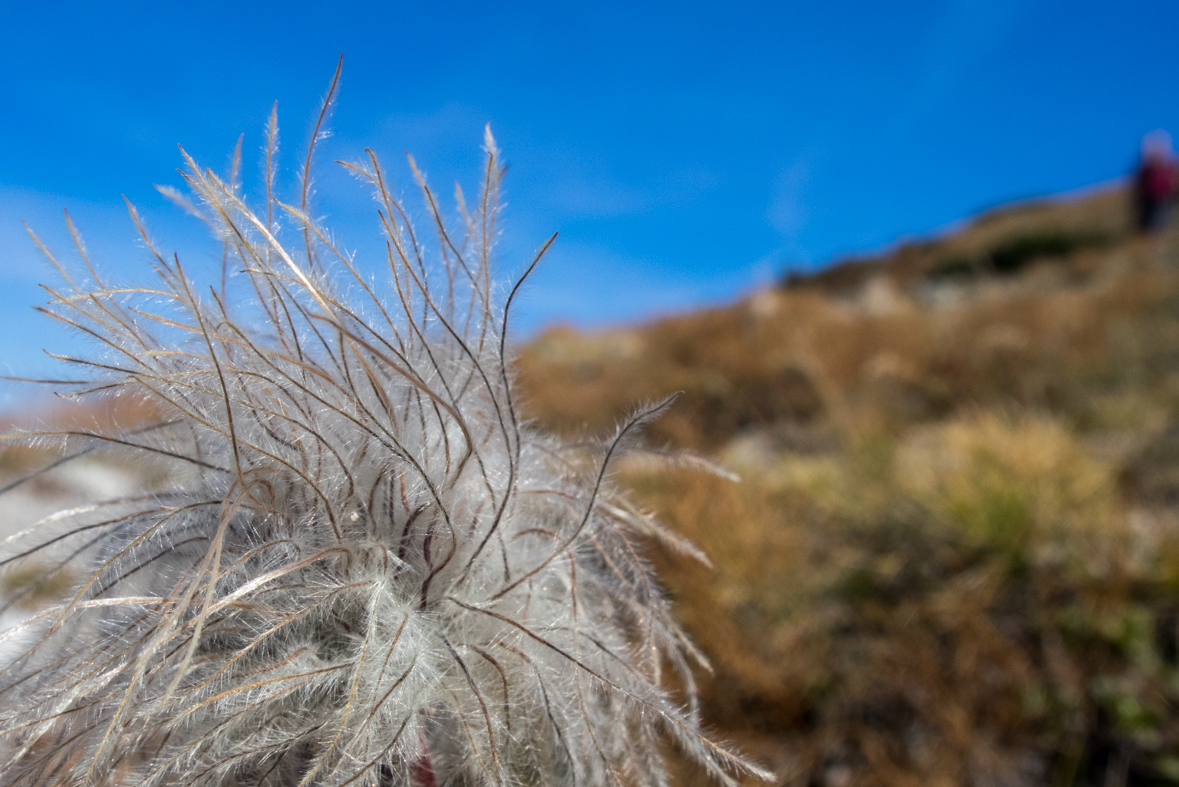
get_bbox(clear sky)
[1,0,1176,405]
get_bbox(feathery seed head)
[0,66,771,787]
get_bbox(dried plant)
[0,64,770,787]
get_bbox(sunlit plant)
[0,63,770,787]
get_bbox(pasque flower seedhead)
[0,64,770,787]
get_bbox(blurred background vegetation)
[3,185,1179,786]
[515,186,1179,786]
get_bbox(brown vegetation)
[517,188,1179,786]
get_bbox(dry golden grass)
[517,192,1179,785]
[517,214,1179,452]
[625,412,1179,786]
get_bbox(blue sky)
[1,0,1176,405]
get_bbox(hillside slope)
[516,187,1179,786]
[517,184,1149,451]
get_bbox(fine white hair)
[0,64,770,787]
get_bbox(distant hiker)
[1134,130,1178,233]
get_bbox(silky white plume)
[0,66,771,787]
